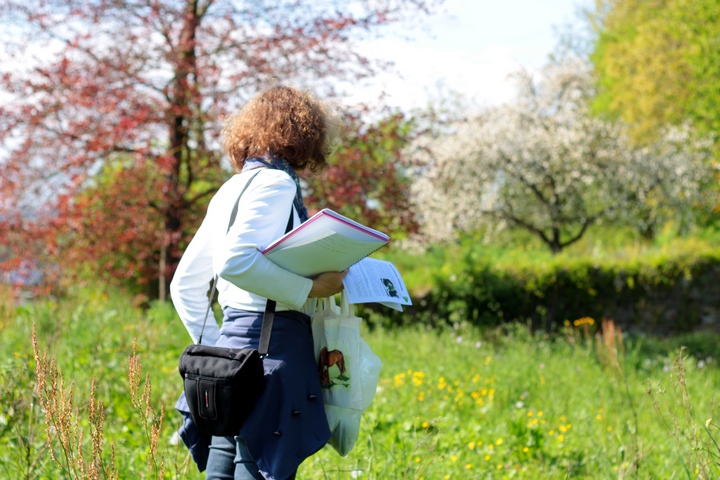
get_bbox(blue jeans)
[205,435,297,480]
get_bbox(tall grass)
[305,321,720,479]
[1,287,719,478]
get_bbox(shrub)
[374,240,720,333]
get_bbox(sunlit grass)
[306,322,720,479]
[1,289,719,478]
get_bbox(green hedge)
[366,240,720,333]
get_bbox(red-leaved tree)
[0,0,436,299]
[305,111,420,239]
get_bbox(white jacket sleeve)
[170,203,222,346]
[214,171,313,309]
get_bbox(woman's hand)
[308,270,348,298]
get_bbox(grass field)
[1,287,719,479]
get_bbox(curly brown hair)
[223,85,338,172]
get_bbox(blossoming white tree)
[411,58,713,252]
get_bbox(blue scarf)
[242,153,309,222]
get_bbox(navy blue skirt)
[177,308,330,480]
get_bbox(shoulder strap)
[257,205,294,356]
[227,170,262,234]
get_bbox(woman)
[170,85,346,480]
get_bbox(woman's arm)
[214,170,321,309]
[170,202,222,345]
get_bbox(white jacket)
[170,168,314,345]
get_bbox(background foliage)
[385,237,720,333]
[592,0,720,143]
[410,58,713,252]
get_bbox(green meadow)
[1,286,719,479]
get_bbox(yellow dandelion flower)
[444,475,450,480]
[484,356,492,365]
[538,411,543,416]
[573,316,595,326]
[549,430,555,435]
[559,425,567,433]
[557,435,564,442]
[496,464,503,470]
[422,421,429,428]
[528,411,533,416]
[523,447,529,453]
[465,463,473,469]
[607,426,613,431]
[496,438,503,445]
[488,444,494,450]
[468,441,476,449]
[415,456,421,463]
[451,455,457,462]
[484,455,491,461]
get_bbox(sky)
[344,0,591,110]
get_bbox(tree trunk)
[550,226,562,254]
[159,240,167,302]
[545,284,559,332]
[158,1,200,300]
